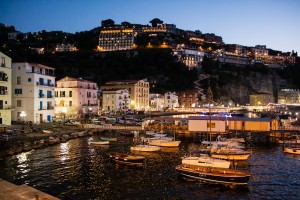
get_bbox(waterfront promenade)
[0,178,60,200]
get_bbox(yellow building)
[0,52,12,125]
[101,79,149,110]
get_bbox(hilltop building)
[12,63,55,123]
[0,52,12,125]
[98,27,135,51]
[55,76,98,118]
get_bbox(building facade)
[0,52,13,125]
[249,93,274,106]
[12,63,56,123]
[178,90,199,108]
[101,79,149,110]
[149,93,164,111]
[164,92,179,110]
[55,76,98,118]
[102,89,130,113]
[278,89,300,104]
[98,27,135,51]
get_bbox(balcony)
[0,91,8,95]
[38,94,45,98]
[47,95,53,98]
[0,105,15,110]
[0,77,8,82]
[36,82,55,87]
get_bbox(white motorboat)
[182,154,231,169]
[211,149,251,160]
[130,145,161,152]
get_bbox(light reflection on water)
[0,133,300,200]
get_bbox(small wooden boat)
[130,145,161,152]
[284,147,300,155]
[100,137,117,142]
[109,152,145,166]
[176,164,251,186]
[88,140,109,145]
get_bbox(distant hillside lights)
[55,44,78,52]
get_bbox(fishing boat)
[176,164,251,186]
[109,152,145,166]
[100,137,117,142]
[284,146,300,155]
[130,144,161,152]
[88,140,109,145]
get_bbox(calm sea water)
[0,132,300,200]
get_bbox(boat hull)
[88,141,109,145]
[182,156,231,169]
[148,140,181,147]
[284,147,300,155]
[110,152,145,166]
[130,145,161,152]
[211,153,251,161]
[176,164,251,186]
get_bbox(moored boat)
[182,154,231,169]
[284,147,300,155]
[176,164,251,186]
[88,140,109,145]
[100,137,117,141]
[109,152,145,166]
[211,150,251,161]
[130,144,161,152]
[148,139,181,147]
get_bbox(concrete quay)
[0,178,59,200]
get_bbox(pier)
[0,178,59,200]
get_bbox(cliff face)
[217,71,284,105]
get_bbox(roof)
[188,116,272,122]
[57,76,96,83]
[28,63,55,70]
[105,79,148,85]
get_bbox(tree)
[149,18,163,27]
[121,21,131,27]
[101,19,115,28]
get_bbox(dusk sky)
[1,0,299,53]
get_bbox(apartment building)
[178,90,199,108]
[55,76,98,118]
[149,93,164,111]
[0,52,12,125]
[101,79,149,110]
[249,92,274,106]
[12,63,55,123]
[164,92,179,110]
[102,89,130,112]
[278,89,300,104]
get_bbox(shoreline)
[0,123,90,158]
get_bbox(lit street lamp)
[20,111,26,130]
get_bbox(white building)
[164,92,179,110]
[55,44,77,52]
[149,93,164,111]
[55,76,98,118]
[12,63,56,123]
[102,89,130,113]
[0,52,13,125]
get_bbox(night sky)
[1,0,299,53]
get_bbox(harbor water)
[0,131,300,200]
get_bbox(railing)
[0,105,15,110]
[36,82,55,87]
[0,91,8,95]
[38,94,44,98]
[82,104,98,106]
[83,124,144,131]
[0,77,8,82]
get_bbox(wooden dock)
[83,124,144,131]
[0,178,60,200]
